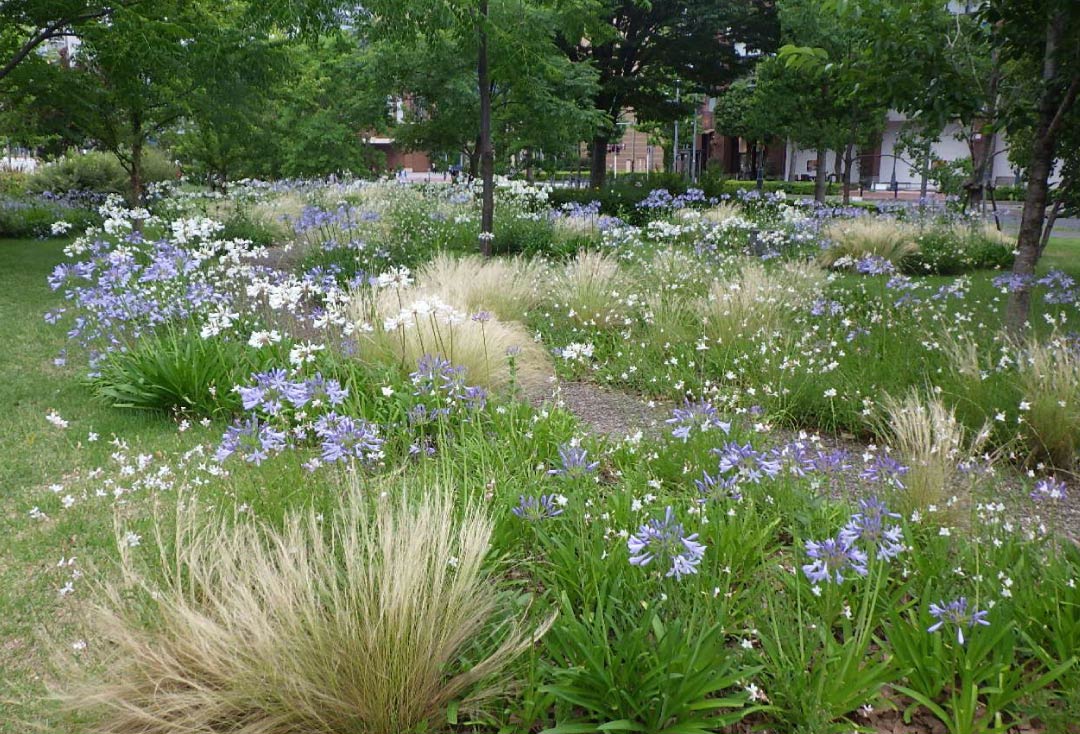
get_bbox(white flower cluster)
[170,216,225,245]
[383,297,465,332]
[559,342,595,363]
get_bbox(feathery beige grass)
[1016,336,1080,467]
[697,259,824,345]
[551,249,629,328]
[416,253,547,323]
[676,201,742,224]
[881,390,990,514]
[63,487,539,734]
[354,289,552,393]
[819,218,919,268]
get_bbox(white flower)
[247,330,282,348]
[823,388,838,398]
[45,410,69,429]
[381,386,395,397]
[289,341,325,367]
[71,639,87,652]
[123,531,142,548]
[51,221,73,235]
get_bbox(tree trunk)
[813,148,828,203]
[129,112,144,206]
[1038,197,1063,258]
[467,143,480,179]
[1004,14,1078,332]
[1004,135,1054,331]
[786,138,797,182]
[589,135,608,189]
[965,50,1002,212]
[842,142,854,205]
[476,0,494,257]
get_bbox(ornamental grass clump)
[358,292,552,393]
[64,488,536,734]
[416,252,547,323]
[819,217,919,269]
[552,249,629,328]
[1015,335,1080,467]
[697,259,824,346]
[880,390,990,514]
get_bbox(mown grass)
[0,238,214,732]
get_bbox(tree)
[30,2,259,201]
[368,5,599,179]
[555,0,778,188]
[0,0,138,83]
[165,20,293,189]
[360,0,498,253]
[362,0,594,255]
[825,0,1000,209]
[775,0,888,203]
[269,35,391,179]
[984,0,1080,330]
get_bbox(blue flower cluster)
[802,497,905,585]
[666,399,731,442]
[928,597,990,645]
[628,506,707,579]
[217,370,383,468]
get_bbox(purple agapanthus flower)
[1031,476,1067,501]
[215,418,286,465]
[238,369,292,415]
[411,354,466,397]
[928,597,990,645]
[714,442,781,483]
[313,413,383,464]
[860,454,909,489]
[290,374,348,409]
[992,272,1034,293]
[548,444,599,478]
[694,470,742,503]
[855,255,896,276]
[627,506,706,580]
[802,534,869,584]
[666,399,731,442]
[512,494,565,521]
[841,497,905,560]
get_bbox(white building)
[781,111,1024,191]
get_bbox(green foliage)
[929,158,973,199]
[90,326,280,417]
[0,195,97,238]
[904,225,1015,276]
[889,603,1076,734]
[543,598,758,734]
[757,559,900,733]
[27,149,174,196]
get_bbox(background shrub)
[0,195,99,238]
[27,148,176,198]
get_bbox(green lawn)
[0,238,211,732]
[1039,235,1080,276]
